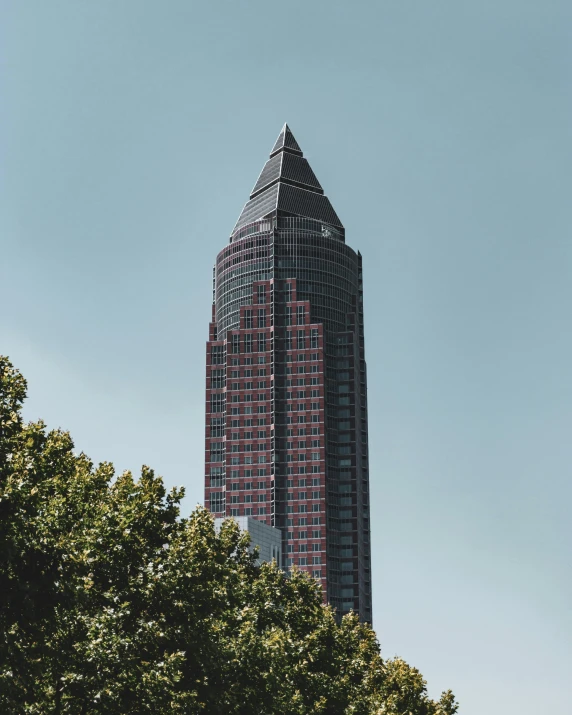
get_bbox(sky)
[1,1,571,711]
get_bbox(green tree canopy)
[0,356,458,714]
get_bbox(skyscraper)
[205,125,371,622]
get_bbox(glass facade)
[204,124,372,623]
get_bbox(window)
[244,310,253,329]
[210,369,224,389]
[298,504,307,513]
[297,366,305,374]
[209,492,224,513]
[211,345,224,364]
[257,334,266,352]
[298,492,307,500]
[310,365,319,373]
[312,491,320,499]
[310,329,319,349]
[285,306,292,325]
[258,309,266,327]
[244,334,253,353]
[311,453,320,461]
[298,517,307,526]
[312,556,322,565]
[211,394,225,413]
[257,284,266,303]
[298,544,307,552]
[232,334,240,353]
[299,557,307,566]
[297,330,305,349]
[285,330,292,350]
[210,417,224,437]
[312,530,320,539]
[297,305,305,324]
[209,467,224,487]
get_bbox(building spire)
[270,123,303,157]
[232,124,343,235]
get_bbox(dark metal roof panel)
[281,153,323,193]
[271,124,302,155]
[277,183,343,228]
[233,183,279,233]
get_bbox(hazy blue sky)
[1,1,571,711]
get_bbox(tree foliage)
[0,356,458,714]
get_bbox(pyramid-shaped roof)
[232,124,343,235]
[270,123,303,156]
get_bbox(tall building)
[205,124,371,622]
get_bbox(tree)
[0,356,458,714]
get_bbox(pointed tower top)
[232,124,343,236]
[270,123,302,157]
